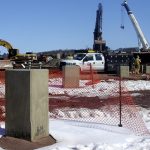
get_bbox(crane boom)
[122,1,150,51]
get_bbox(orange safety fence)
[48,68,150,136]
[0,68,149,136]
[0,69,5,122]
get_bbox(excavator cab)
[8,49,19,59]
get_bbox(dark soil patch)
[49,90,150,111]
[130,90,150,108]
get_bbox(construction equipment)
[0,39,19,58]
[93,2,106,52]
[0,39,39,68]
[122,0,150,52]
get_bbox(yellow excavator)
[0,39,38,69]
[0,39,19,58]
[0,39,37,62]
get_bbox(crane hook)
[120,1,125,29]
[120,25,125,29]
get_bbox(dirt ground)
[49,72,150,110]
[130,90,150,108]
[49,90,150,111]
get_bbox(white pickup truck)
[60,53,105,72]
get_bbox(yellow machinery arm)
[0,39,18,58]
[0,39,13,49]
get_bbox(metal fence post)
[118,76,123,127]
[90,63,94,88]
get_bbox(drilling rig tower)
[93,2,106,52]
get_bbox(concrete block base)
[118,66,129,78]
[5,69,55,142]
[0,135,56,150]
[146,66,150,74]
[62,66,80,88]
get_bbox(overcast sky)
[0,0,150,53]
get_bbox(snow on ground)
[124,80,150,91]
[0,84,5,98]
[48,78,150,99]
[41,119,150,150]
[36,106,150,150]
[0,78,150,149]
[37,78,150,150]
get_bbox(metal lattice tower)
[93,2,106,52]
[94,3,103,41]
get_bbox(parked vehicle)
[60,52,105,72]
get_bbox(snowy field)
[0,78,150,149]
[48,78,150,98]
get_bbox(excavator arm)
[0,39,13,49]
[0,39,18,58]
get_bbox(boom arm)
[0,39,19,58]
[0,39,13,49]
[122,1,150,51]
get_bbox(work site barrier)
[48,67,150,136]
[0,70,5,122]
[0,68,149,136]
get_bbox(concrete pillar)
[118,65,129,78]
[56,53,61,59]
[146,65,150,74]
[5,69,49,142]
[62,65,80,88]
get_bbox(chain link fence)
[48,67,150,136]
[0,68,149,136]
[0,70,5,122]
